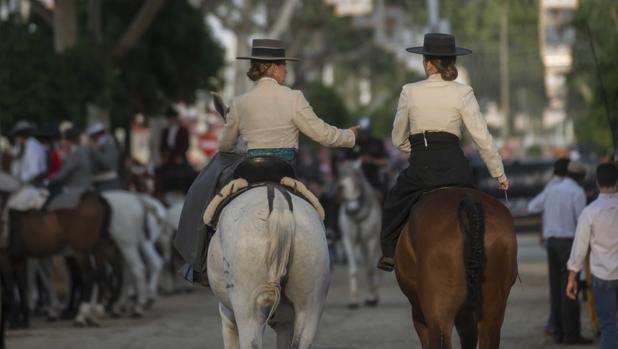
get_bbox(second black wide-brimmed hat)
[237,39,300,61]
[407,33,472,56]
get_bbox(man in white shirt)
[566,163,618,349]
[528,157,570,335]
[11,121,47,184]
[528,161,592,344]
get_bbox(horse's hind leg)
[340,221,359,307]
[477,289,508,349]
[219,303,240,349]
[271,303,294,349]
[454,307,478,349]
[412,307,431,348]
[361,229,380,305]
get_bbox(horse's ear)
[211,91,229,121]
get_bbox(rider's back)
[219,77,355,152]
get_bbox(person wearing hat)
[86,122,120,191]
[377,33,509,272]
[566,163,618,349]
[10,121,47,185]
[344,117,389,195]
[528,160,592,345]
[46,128,93,211]
[175,38,358,286]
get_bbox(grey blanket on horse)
[174,152,244,266]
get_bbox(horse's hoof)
[144,298,156,310]
[364,298,379,307]
[86,317,101,327]
[131,305,144,318]
[347,303,360,309]
[73,318,87,328]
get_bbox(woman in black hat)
[175,39,359,286]
[377,33,509,271]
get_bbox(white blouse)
[391,74,506,182]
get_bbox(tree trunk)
[233,0,254,95]
[112,0,167,59]
[88,0,103,44]
[53,0,78,53]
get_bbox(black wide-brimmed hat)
[236,39,299,61]
[407,33,472,56]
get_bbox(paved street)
[7,235,596,349]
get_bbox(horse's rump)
[396,187,516,311]
[14,192,105,257]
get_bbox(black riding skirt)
[380,131,474,257]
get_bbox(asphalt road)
[6,235,597,349]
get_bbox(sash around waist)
[409,131,460,150]
[247,148,297,162]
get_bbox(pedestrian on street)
[528,160,593,345]
[567,162,618,349]
[529,157,570,336]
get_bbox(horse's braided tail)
[255,185,295,323]
[458,197,485,314]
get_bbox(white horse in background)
[208,185,330,349]
[101,190,164,316]
[159,196,185,294]
[337,160,381,308]
[137,194,166,304]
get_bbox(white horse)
[101,190,164,316]
[337,160,381,308]
[159,196,185,294]
[208,185,330,349]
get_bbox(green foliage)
[445,0,546,125]
[568,0,618,152]
[304,81,351,127]
[0,1,224,133]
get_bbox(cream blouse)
[391,74,506,182]
[218,78,355,152]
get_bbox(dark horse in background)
[394,187,518,349]
[1,192,121,327]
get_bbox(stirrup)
[377,256,395,272]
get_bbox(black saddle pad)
[233,156,295,184]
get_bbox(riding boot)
[191,225,214,287]
[377,257,395,272]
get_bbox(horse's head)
[337,160,365,207]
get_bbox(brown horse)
[4,192,110,325]
[394,187,518,349]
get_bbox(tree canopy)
[0,0,224,132]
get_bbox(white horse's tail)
[254,186,296,322]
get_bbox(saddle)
[203,156,325,228]
[233,156,295,183]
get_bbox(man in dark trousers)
[160,107,189,166]
[156,106,195,197]
[528,161,593,345]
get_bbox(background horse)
[5,191,107,326]
[208,185,330,349]
[337,161,381,308]
[102,190,165,317]
[394,187,518,349]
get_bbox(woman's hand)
[349,125,360,138]
[499,179,509,191]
